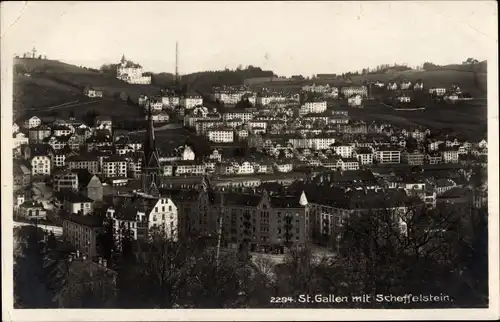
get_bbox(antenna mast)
[175,41,179,85]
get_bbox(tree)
[335,199,477,308]
[100,64,119,77]
[423,62,439,70]
[14,226,53,308]
[117,228,192,308]
[271,248,336,308]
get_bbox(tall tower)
[175,41,179,85]
[142,100,162,196]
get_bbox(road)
[129,122,183,134]
[25,99,101,112]
[13,221,63,236]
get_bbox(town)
[12,51,488,309]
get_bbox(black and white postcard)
[1,1,498,321]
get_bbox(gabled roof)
[64,213,103,228]
[66,153,99,162]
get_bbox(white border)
[2,1,499,321]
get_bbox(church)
[105,99,177,246]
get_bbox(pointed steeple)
[299,190,308,206]
[121,54,126,64]
[144,100,160,168]
[142,100,161,196]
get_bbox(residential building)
[402,150,425,165]
[107,196,179,244]
[347,94,363,107]
[84,88,104,98]
[18,201,47,220]
[353,147,374,165]
[67,154,100,174]
[24,116,42,129]
[14,132,29,149]
[342,158,360,171]
[162,95,181,107]
[299,101,328,115]
[28,125,52,144]
[340,86,368,98]
[54,170,79,192]
[426,153,443,165]
[102,155,128,178]
[414,80,424,90]
[31,155,51,176]
[63,214,103,258]
[386,82,398,91]
[55,191,94,215]
[374,147,401,164]
[429,88,446,96]
[208,128,234,143]
[442,147,459,164]
[181,94,203,109]
[14,164,31,191]
[222,110,253,123]
[95,116,113,133]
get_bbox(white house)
[19,201,47,220]
[108,197,179,244]
[116,55,151,84]
[208,128,234,143]
[347,94,363,107]
[162,95,181,107]
[414,81,424,90]
[102,156,128,178]
[397,95,411,103]
[151,112,170,123]
[14,132,29,149]
[374,147,401,164]
[429,88,447,96]
[31,155,51,176]
[84,88,103,98]
[181,95,203,109]
[24,116,41,129]
[299,101,327,115]
[386,82,398,91]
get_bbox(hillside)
[179,66,277,93]
[252,62,488,98]
[13,58,163,119]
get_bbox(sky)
[1,1,497,77]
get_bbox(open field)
[14,58,162,119]
[346,99,487,141]
[251,67,487,98]
[21,97,145,121]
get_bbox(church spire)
[142,100,161,196]
[144,100,160,168]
